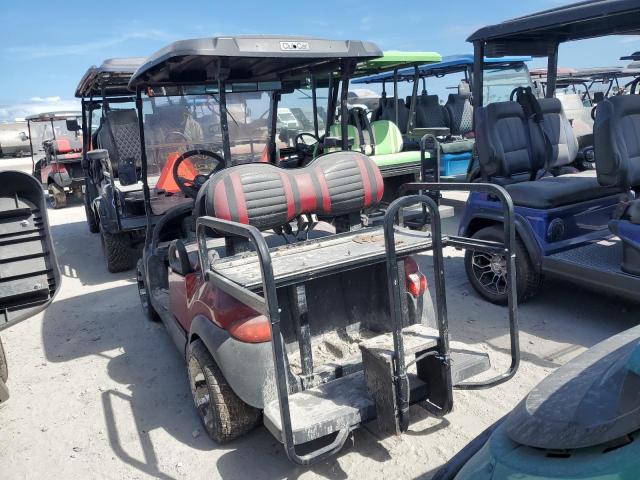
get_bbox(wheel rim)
[471,250,508,296]
[188,355,215,431]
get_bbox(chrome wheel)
[471,251,508,296]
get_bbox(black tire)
[136,259,159,321]
[187,339,261,444]
[464,225,543,305]
[48,184,66,209]
[0,339,7,384]
[84,197,99,233]
[100,225,134,273]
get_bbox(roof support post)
[311,74,319,139]
[340,61,351,151]
[472,41,485,114]
[135,86,153,246]
[546,42,559,98]
[218,79,233,165]
[408,65,420,133]
[269,91,280,163]
[393,68,399,127]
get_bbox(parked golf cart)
[434,323,640,480]
[25,111,84,208]
[75,57,148,272]
[353,54,534,182]
[0,170,61,403]
[132,36,520,464]
[461,0,640,307]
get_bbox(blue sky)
[0,0,638,121]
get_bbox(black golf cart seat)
[476,99,624,209]
[413,93,450,129]
[374,98,410,133]
[594,94,640,275]
[445,81,473,136]
[96,108,142,182]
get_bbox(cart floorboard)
[542,238,640,301]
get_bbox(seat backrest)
[378,99,410,133]
[475,101,543,184]
[203,151,384,231]
[445,82,473,135]
[52,137,81,155]
[414,94,449,129]
[533,98,579,170]
[594,95,640,188]
[97,109,141,176]
[370,120,403,155]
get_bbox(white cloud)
[3,29,173,59]
[0,97,80,122]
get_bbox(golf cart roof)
[530,67,578,77]
[621,51,640,61]
[352,54,531,84]
[467,0,640,57]
[354,50,442,75]
[128,35,382,88]
[25,111,82,122]
[75,57,146,98]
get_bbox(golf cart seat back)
[51,138,82,155]
[445,82,473,136]
[532,98,580,173]
[328,120,420,171]
[594,95,640,189]
[203,151,383,231]
[97,109,141,178]
[414,94,450,129]
[377,98,410,133]
[476,101,623,209]
[594,95,640,275]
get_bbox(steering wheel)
[295,132,320,157]
[172,149,225,199]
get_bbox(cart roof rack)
[352,54,531,84]
[467,0,640,56]
[25,111,81,122]
[75,57,146,98]
[128,35,382,88]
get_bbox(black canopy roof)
[128,35,382,88]
[75,57,146,98]
[467,0,640,57]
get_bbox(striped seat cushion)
[204,151,384,230]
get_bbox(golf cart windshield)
[142,88,272,190]
[483,63,534,104]
[29,117,82,155]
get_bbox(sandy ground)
[0,155,638,479]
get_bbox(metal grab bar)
[383,194,453,428]
[399,182,520,389]
[195,216,349,465]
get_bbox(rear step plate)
[264,325,490,445]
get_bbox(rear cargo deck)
[212,226,435,291]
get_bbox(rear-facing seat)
[594,95,640,275]
[445,82,474,137]
[475,100,624,209]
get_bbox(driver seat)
[96,108,141,183]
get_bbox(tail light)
[404,257,428,298]
[228,315,272,343]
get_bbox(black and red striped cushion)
[204,151,384,230]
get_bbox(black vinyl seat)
[414,94,450,129]
[96,108,142,179]
[476,100,625,209]
[445,81,473,136]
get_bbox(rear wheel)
[464,225,542,304]
[48,184,66,209]
[100,226,134,273]
[187,339,261,444]
[136,259,159,321]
